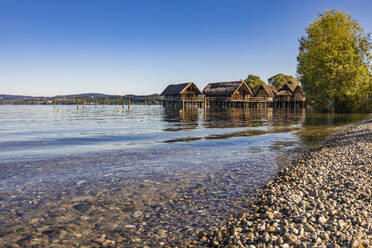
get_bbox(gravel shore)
[200,120,371,248]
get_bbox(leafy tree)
[268,73,298,89]
[243,74,266,91]
[297,9,372,112]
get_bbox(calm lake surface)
[1,105,368,163]
[0,105,370,247]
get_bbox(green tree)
[297,9,372,112]
[268,73,298,89]
[243,74,266,91]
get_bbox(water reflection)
[162,107,307,129]
[161,106,370,148]
[298,112,370,146]
[203,107,256,128]
[162,106,302,129]
[162,107,200,131]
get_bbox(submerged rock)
[73,203,91,212]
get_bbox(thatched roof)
[161,82,202,96]
[269,85,278,94]
[202,81,252,96]
[256,84,276,97]
[279,83,296,93]
[276,90,292,96]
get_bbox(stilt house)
[270,85,278,95]
[255,85,278,100]
[293,86,306,101]
[161,82,202,101]
[276,83,296,101]
[202,81,253,101]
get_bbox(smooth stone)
[73,203,91,212]
[266,211,274,220]
[304,223,315,232]
[263,232,270,242]
[133,211,143,218]
[318,216,327,224]
[76,180,87,186]
[124,225,136,229]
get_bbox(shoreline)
[200,120,371,247]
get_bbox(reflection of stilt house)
[161,82,203,107]
[163,107,199,131]
[202,81,253,107]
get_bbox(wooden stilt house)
[202,81,253,102]
[293,86,306,101]
[269,85,278,95]
[278,83,296,94]
[255,85,278,100]
[276,83,296,101]
[161,82,202,101]
[161,82,203,107]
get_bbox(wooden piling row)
[162,98,306,109]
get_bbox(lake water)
[0,105,369,247]
[1,105,367,163]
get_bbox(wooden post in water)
[128,99,130,110]
[83,98,85,109]
[77,99,79,110]
[95,99,98,108]
[122,99,125,108]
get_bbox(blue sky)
[1,0,371,96]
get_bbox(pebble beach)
[201,120,371,247]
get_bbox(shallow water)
[0,105,369,246]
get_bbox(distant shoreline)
[0,93,162,105]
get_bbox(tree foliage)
[243,74,266,91]
[268,73,298,90]
[297,9,372,112]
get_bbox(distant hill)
[54,93,161,100]
[54,93,118,99]
[123,94,160,99]
[0,94,33,100]
[0,93,161,99]
[0,93,163,104]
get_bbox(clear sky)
[1,0,371,96]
